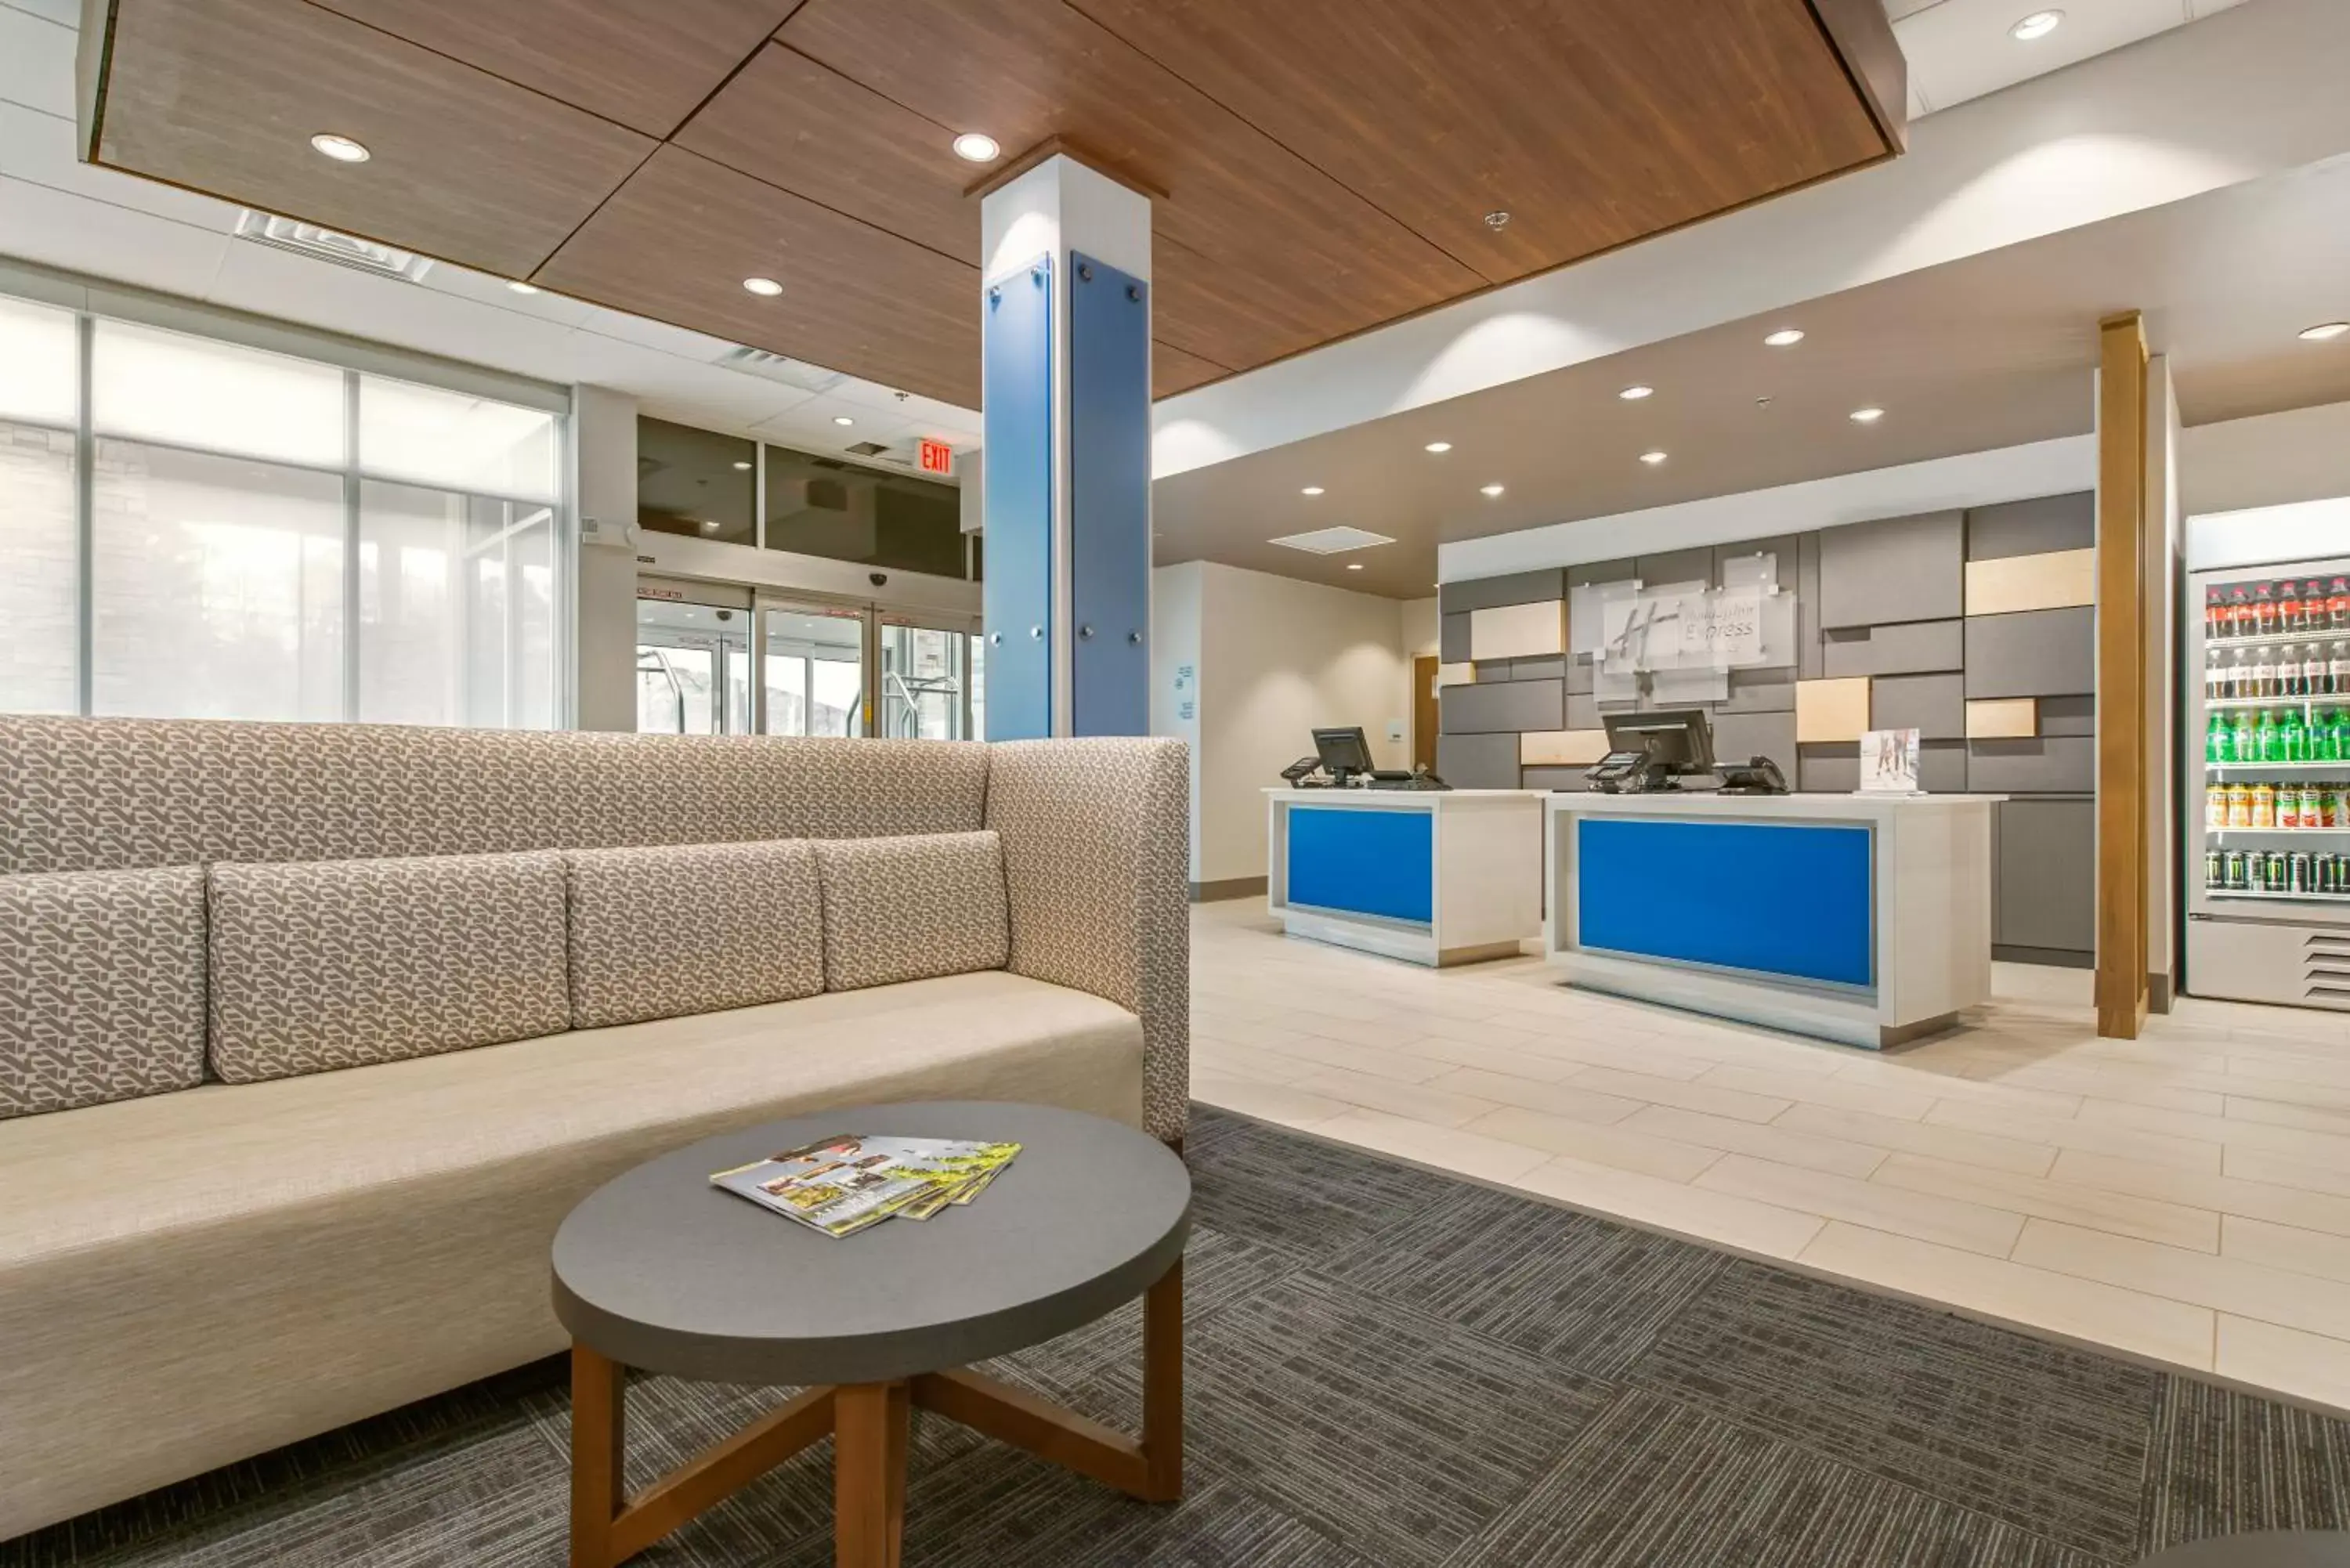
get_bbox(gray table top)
[550,1101,1191,1386]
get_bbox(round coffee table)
[551,1101,1191,1568]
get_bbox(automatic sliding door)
[760,602,868,737]
[635,591,751,735]
[878,615,979,739]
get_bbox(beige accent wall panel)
[1965,699,2038,739]
[1435,663,1474,687]
[1469,601,1565,660]
[1795,677,1871,743]
[1965,548,2096,616]
[1520,730,1610,767]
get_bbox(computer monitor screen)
[1311,726,1376,778]
[1600,708,1716,775]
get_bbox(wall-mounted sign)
[917,438,955,476]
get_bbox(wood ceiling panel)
[1153,341,1231,399]
[776,0,1484,374]
[1068,0,1891,288]
[674,44,977,264]
[537,146,979,406]
[307,0,806,138]
[96,0,653,281]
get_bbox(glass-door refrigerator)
[2187,557,2350,1009]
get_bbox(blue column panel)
[1068,251,1151,736]
[982,255,1053,741]
[1287,807,1434,924]
[1574,817,1874,987]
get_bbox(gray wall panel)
[1511,656,1567,681]
[1798,532,1824,681]
[1522,766,1589,791]
[1799,744,1860,793]
[1995,797,2095,955]
[1872,672,1966,739]
[2039,694,2095,735]
[1920,740,1969,793]
[1441,569,1566,614]
[1968,735,2095,793]
[1636,546,1713,590]
[1442,678,1565,734]
[1716,533,1799,591]
[1722,666,1796,714]
[1712,710,1796,768]
[1965,607,2095,698]
[1818,510,1964,628]
[1438,731,1521,789]
[1566,692,1600,731]
[1821,618,1965,677]
[1440,611,1471,663]
[1568,558,1636,588]
[1567,654,1593,695]
[1966,492,2095,560]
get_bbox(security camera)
[869,572,888,587]
[714,609,734,623]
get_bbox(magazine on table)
[710,1133,1021,1237]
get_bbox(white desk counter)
[1265,787,1543,966]
[1544,791,2001,1049]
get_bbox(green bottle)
[2235,710,2258,762]
[2316,710,2338,762]
[2283,706,2308,764]
[2211,711,2235,763]
[2259,709,2283,763]
[2334,709,2350,763]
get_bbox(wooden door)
[1412,656,1440,771]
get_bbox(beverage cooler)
[2189,558,2350,1009]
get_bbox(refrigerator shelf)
[2209,826,2350,835]
[2204,696,2334,710]
[2207,632,2350,649]
[2206,887,2350,904]
[2206,761,2350,771]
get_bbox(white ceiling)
[0,0,979,474]
[1890,0,2248,117]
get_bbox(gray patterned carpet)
[9,1105,2350,1567]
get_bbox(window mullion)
[342,369,361,722]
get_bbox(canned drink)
[2207,848,2225,888]
[2226,849,2250,890]
[2269,851,2289,891]
[2292,852,2313,894]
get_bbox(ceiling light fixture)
[1301,486,1325,496]
[309,133,371,164]
[506,280,540,295]
[1850,406,1885,424]
[732,461,753,471]
[1618,385,1654,401]
[1763,328,1805,347]
[1640,450,1668,466]
[2300,322,2350,342]
[743,276,783,296]
[1424,441,1452,453]
[1484,211,1510,229]
[1480,483,1506,497]
[1347,562,1365,571]
[951,132,1001,163]
[2010,10,2063,40]
[833,415,855,426]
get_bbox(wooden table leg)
[570,1344,627,1568]
[1141,1255,1184,1503]
[835,1380,909,1568]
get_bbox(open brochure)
[710,1133,1021,1237]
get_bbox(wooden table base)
[569,1259,1183,1568]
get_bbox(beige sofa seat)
[0,970,1141,1537]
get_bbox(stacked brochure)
[710,1133,1022,1237]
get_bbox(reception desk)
[1544,793,2000,1049]
[1266,788,1543,966]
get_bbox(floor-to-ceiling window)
[0,294,566,728]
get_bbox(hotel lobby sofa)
[0,717,1188,1541]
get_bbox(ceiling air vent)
[714,346,848,395]
[1267,526,1396,555]
[844,441,890,457]
[233,211,432,282]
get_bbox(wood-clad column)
[2095,312,2150,1039]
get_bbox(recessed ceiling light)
[1480,483,1506,497]
[1850,406,1885,424]
[732,461,753,471]
[833,415,855,427]
[2300,322,2350,342]
[1763,328,1805,348]
[742,276,783,297]
[1640,450,1668,465]
[309,133,371,164]
[506,280,540,295]
[2010,10,2063,41]
[1424,441,1452,453]
[1346,562,1365,571]
[1301,486,1325,496]
[1618,385,1654,401]
[951,132,1001,164]
[1484,211,1511,230]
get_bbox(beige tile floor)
[1188,898,2350,1414]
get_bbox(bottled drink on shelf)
[2332,643,2350,696]
[2233,708,2258,762]
[2321,710,2347,764]
[2285,651,2306,698]
[2334,579,2350,630]
[2230,585,2254,636]
[2325,786,2345,829]
[2284,706,2309,763]
[2258,709,2283,762]
[2207,711,2233,763]
[2206,587,2228,640]
[2229,782,2253,828]
[2303,784,2325,827]
[2253,781,2278,828]
[2258,583,2280,636]
[2283,580,2307,632]
[2254,647,2277,697]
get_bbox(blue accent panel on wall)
[1287,808,1434,925]
[1575,818,1874,987]
[1069,251,1152,736]
[982,255,1053,740]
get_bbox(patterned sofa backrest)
[0,717,991,876]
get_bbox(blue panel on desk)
[1576,818,1873,987]
[1288,808,1433,925]
[982,255,1053,739]
[1069,251,1151,736]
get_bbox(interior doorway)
[1413,656,1441,771]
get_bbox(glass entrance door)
[635,591,752,734]
[878,614,979,740]
[760,601,868,737]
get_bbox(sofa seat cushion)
[566,840,823,1028]
[0,866,207,1120]
[815,830,1010,992]
[207,851,571,1083]
[0,970,1141,1537]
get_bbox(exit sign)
[917,439,954,476]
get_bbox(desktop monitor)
[1601,707,1716,776]
[1311,726,1376,782]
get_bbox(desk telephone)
[1281,757,1452,792]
